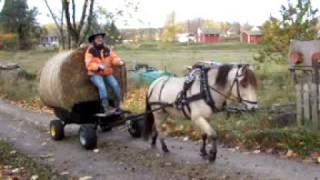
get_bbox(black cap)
[88,32,106,43]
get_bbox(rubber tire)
[128,120,142,138]
[79,125,97,150]
[49,120,64,141]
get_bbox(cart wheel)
[79,125,97,150]
[49,120,64,141]
[128,120,142,138]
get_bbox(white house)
[40,35,59,47]
[176,33,196,43]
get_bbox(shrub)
[0,33,18,50]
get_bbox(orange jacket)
[84,45,122,76]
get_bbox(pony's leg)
[153,111,169,153]
[200,134,208,157]
[193,117,217,162]
[151,128,158,148]
[159,134,169,153]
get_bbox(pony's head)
[215,64,258,110]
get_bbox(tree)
[0,0,39,50]
[161,11,185,42]
[96,7,123,45]
[43,0,66,49]
[255,0,319,63]
[104,21,122,45]
[62,0,95,48]
[43,0,139,48]
[202,19,221,30]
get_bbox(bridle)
[209,65,258,107]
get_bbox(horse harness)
[147,65,258,119]
[147,66,218,119]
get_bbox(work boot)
[97,99,115,116]
[114,100,123,110]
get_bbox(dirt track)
[0,100,319,180]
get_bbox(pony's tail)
[143,93,154,141]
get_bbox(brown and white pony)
[143,64,258,162]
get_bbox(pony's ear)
[239,64,249,75]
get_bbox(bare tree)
[43,0,66,49]
[63,0,95,48]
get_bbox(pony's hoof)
[151,144,156,149]
[162,146,170,153]
[208,150,217,162]
[200,149,208,157]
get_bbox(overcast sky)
[1,0,320,28]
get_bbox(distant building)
[196,28,220,43]
[225,27,240,37]
[176,33,196,43]
[240,27,262,44]
[40,35,59,47]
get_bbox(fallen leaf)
[60,171,69,175]
[31,175,39,180]
[11,168,19,173]
[93,149,99,153]
[79,176,93,180]
[286,150,297,158]
[266,148,273,154]
[10,150,16,155]
[253,150,260,154]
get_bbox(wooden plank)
[296,84,303,126]
[318,84,320,111]
[303,83,310,123]
[311,83,318,129]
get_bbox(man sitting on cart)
[85,32,124,116]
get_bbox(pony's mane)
[241,67,258,89]
[215,64,233,87]
[215,64,257,89]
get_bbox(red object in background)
[290,51,303,64]
[241,32,262,44]
[312,52,320,62]
[0,41,3,50]
[197,34,220,43]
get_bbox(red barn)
[240,27,262,44]
[197,28,220,43]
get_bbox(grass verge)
[123,88,320,162]
[0,140,70,180]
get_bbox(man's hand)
[99,64,106,70]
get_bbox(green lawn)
[118,42,259,75]
[0,49,57,74]
[0,42,259,75]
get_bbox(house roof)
[226,27,239,33]
[201,28,220,35]
[242,26,262,36]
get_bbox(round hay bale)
[39,47,127,111]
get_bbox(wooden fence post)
[296,84,302,126]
